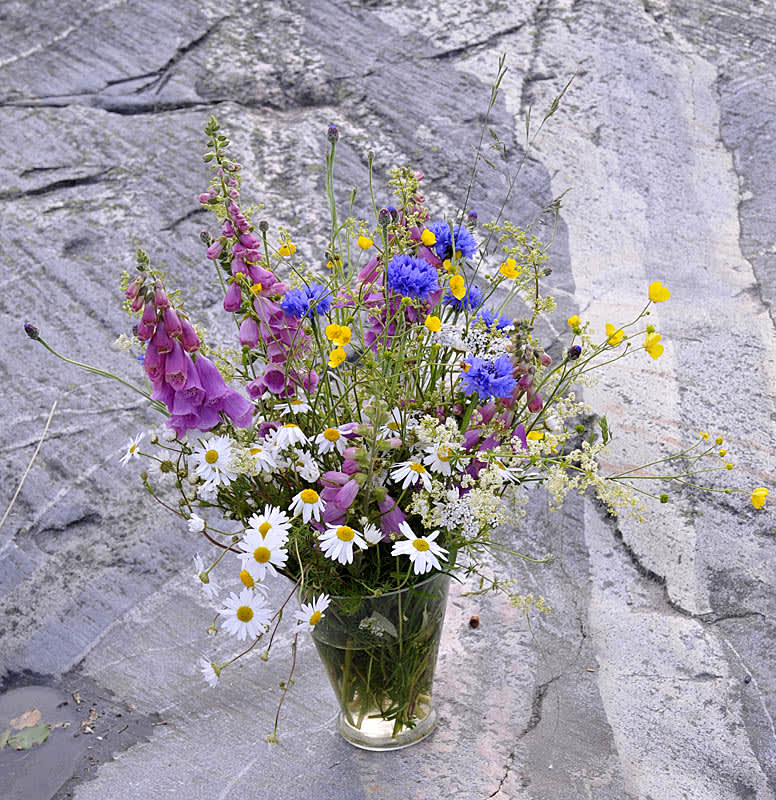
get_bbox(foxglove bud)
[154,282,170,309]
[125,276,144,300]
[130,291,145,312]
[540,352,552,367]
[527,392,543,413]
[222,219,235,238]
[165,341,188,392]
[327,124,339,142]
[163,307,182,338]
[141,301,157,327]
[238,317,259,349]
[223,281,242,312]
[151,322,173,354]
[180,316,200,353]
[206,240,224,260]
[517,374,533,391]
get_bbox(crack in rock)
[423,22,526,61]
[0,169,116,201]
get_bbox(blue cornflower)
[386,254,439,301]
[443,283,483,311]
[427,221,478,261]
[460,354,517,401]
[281,283,332,318]
[476,308,513,332]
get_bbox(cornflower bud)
[327,124,339,142]
[24,321,40,340]
[200,231,213,245]
[258,220,269,232]
[567,344,582,360]
[378,207,391,227]
[467,209,478,225]
[387,206,398,222]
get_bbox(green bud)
[575,424,586,434]
[203,152,214,162]
[659,493,669,503]
[373,485,387,502]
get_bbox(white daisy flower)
[120,433,144,466]
[314,426,349,455]
[363,522,383,545]
[390,460,432,491]
[247,506,291,542]
[218,588,272,641]
[422,443,455,476]
[246,442,278,473]
[274,423,308,450]
[319,524,368,565]
[274,397,312,416]
[238,529,289,581]
[188,514,206,533]
[377,407,407,439]
[199,657,220,688]
[294,451,321,483]
[288,489,326,524]
[390,521,448,574]
[193,554,220,599]
[191,435,237,487]
[491,458,521,484]
[295,594,331,632]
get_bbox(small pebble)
[469,615,480,628]
[744,675,752,684]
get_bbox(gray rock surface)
[0,1,774,798]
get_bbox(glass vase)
[311,571,450,751]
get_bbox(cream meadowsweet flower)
[391,460,432,491]
[319,524,368,565]
[247,506,291,541]
[199,657,220,688]
[391,521,448,574]
[193,554,220,599]
[289,488,326,523]
[218,588,272,641]
[191,435,237,487]
[314,426,349,456]
[422,444,455,476]
[295,594,331,632]
[274,423,309,450]
[120,433,144,466]
[238,529,289,581]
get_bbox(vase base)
[338,707,437,751]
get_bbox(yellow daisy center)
[412,539,430,552]
[129,443,138,453]
[240,569,255,588]
[236,606,254,622]
[300,489,319,504]
[323,428,340,442]
[205,449,219,464]
[253,546,271,563]
[387,421,400,431]
[437,447,451,462]
[249,447,262,455]
[282,423,299,429]
[409,462,426,474]
[258,521,271,536]
[309,610,322,626]
[336,526,355,542]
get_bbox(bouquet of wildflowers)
[28,98,770,744]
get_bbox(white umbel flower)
[238,529,289,581]
[295,594,331,632]
[193,554,219,599]
[218,588,272,641]
[422,443,455,476]
[314,426,349,455]
[319,524,368,565]
[274,423,309,450]
[288,489,326,523]
[120,433,144,466]
[390,460,432,491]
[199,657,220,688]
[191,435,236,487]
[391,521,448,574]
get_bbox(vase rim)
[325,569,450,602]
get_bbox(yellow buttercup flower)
[442,259,455,273]
[449,274,466,300]
[328,346,346,368]
[648,280,670,303]
[420,229,436,246]
[718,449,727,457]
[325,323,351,346]
[424,315,441,332]
[499,258,518,279]
[278,242,297,257]
[605,323,625,346]
[567,315,580,328]
[699,430,710,441]
[357,235,373,250]
[526,430,544,441]
[751,487,769,510]
[644,332,664,359]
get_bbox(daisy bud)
[165,341,188,391]
[163,307,183,338]
[327,123,339,142]
[180,317,200,353]
[154,282,170,309]
[24,321,40,340]
[223,281,242,312]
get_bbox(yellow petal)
[420,230,436,246]
[424,315,441,332]
[751,487,769,509]
[567,315,580,328]
[449,274,466,300]
[649,280,670,303]
[357,236,373,250]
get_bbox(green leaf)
[598,415,611,445]
[8,723,50,750]
[0,728,9,749]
